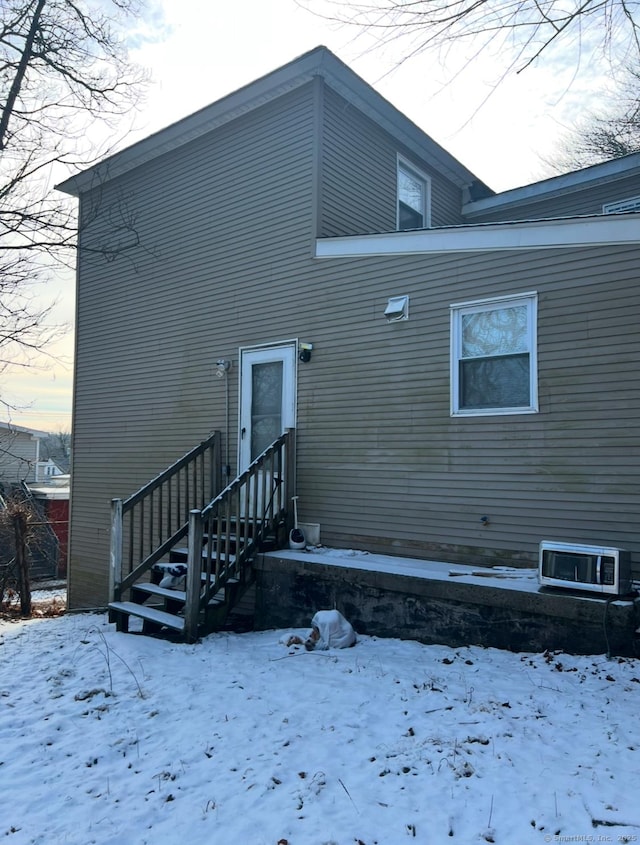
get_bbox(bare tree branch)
[0,0,153,390]
[297,0,640,75]
[546,60,640,170]
[0,0,46,150]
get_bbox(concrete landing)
[255,548,640,657]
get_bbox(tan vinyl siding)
[69,76,640,607]
[320,86,464,236]
[71,238,640,604]
[293,244,640,576]
[69,84,318,607]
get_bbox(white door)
[239,343,296,473]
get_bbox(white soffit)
[315,215,640,258]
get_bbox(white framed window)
[450,292,538,416]
[397,156,430,230]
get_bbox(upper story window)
[397,157,430,230]
[450,292,538,416]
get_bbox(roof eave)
[462,152,640,217]
[0,421,49,438]
[57,46,484,197]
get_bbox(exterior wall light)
[384,295,409,322]
[299,342,313,363]
[215,359,231,378]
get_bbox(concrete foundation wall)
[255,553,640,657]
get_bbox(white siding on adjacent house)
[0,428,41,484]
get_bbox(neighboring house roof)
[463,151,640,218]
[39,441,71,474]
[56,45,490,198]
[38,457,62,469]
[37,458,64,476]
[0,421,48,438]
[28,477,71,499]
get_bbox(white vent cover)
[384,295,409,322]
[603,196,640,214]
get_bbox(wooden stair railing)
[183,428,296,640]
[109,429,295,642]
[110,432,222,603]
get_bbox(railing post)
[285,428,296,534]
[110,498,123,602]
[184,508,203,643]
[213,431,222,500]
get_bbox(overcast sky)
[5,0,615,432]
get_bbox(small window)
[451,293,538,416]
[397,157,430,230]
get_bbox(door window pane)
[251,361,283,460]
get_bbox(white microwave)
[539,541,633,595]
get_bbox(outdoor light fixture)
[384,295,409,322]
[299,342,313,363]
[215,359,231,378]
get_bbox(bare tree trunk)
[0,0,148,381]
[13,510,31,616]
[0,0,47,151]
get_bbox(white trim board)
[315,214,640,258]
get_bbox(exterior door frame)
[238,340,297,474]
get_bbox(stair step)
[108,601,185,632]
[153,563,216,577]
[209,519,264,531]
[170,547,237,565]
[130,577,239,607]
[131,583,187,603]
[152,563,235,586]
[131,574,234,603]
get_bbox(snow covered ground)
[1,612,639,845]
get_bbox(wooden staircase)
[109,521,270,637]
[108,430,295,642]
